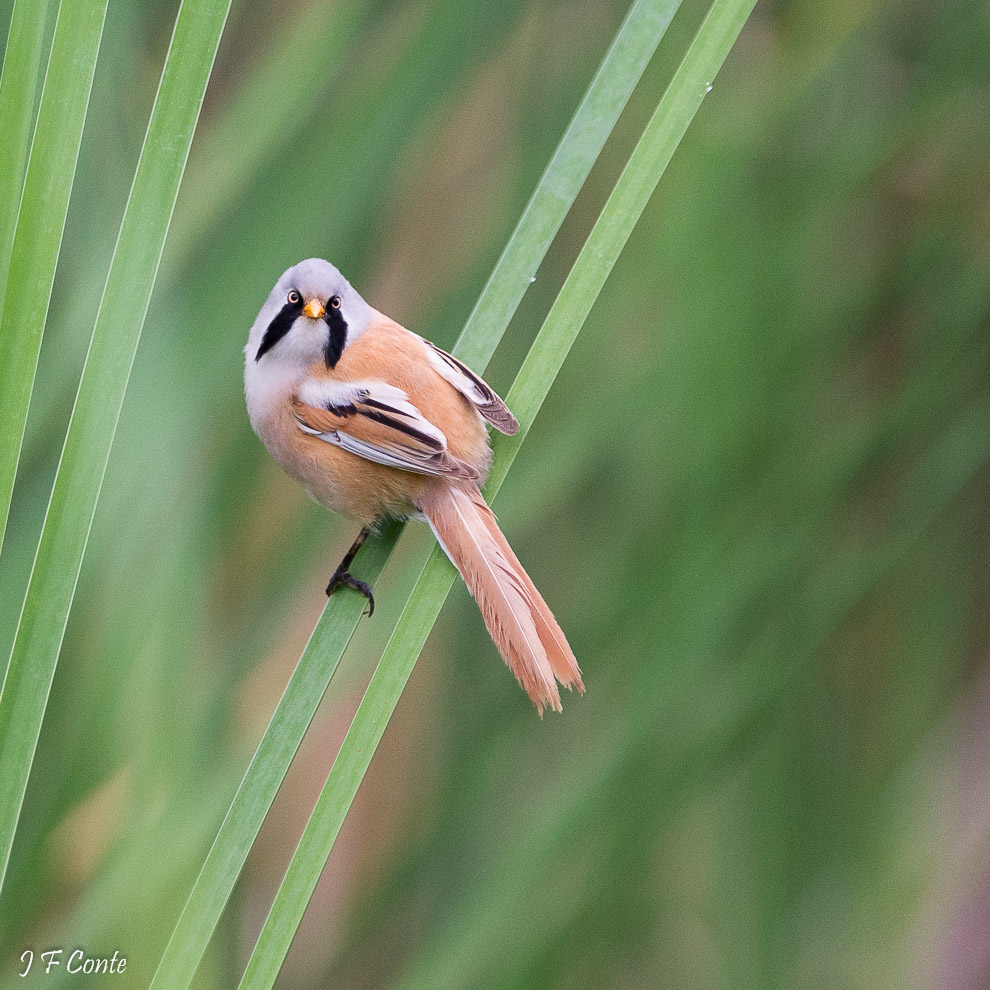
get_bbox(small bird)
[244,258,583,712]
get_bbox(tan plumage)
[418,484,582,712]
[245,258,582,712]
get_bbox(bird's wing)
[418,337,520,435]
[293,378,480,479]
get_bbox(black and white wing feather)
[419,338,519,435]
[293,379,480,479]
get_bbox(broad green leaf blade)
[0,0,107,552]
[0,0,232,897]
[0,0,55,312]
[151,1,681,984]
[238,0,759,983]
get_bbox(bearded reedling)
[245,258,582,712]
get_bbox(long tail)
[418,483,583,713]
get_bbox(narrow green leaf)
[0,0,55,310]
[151,1,680,984]
[0,0,232,896]
[146,520,401,990]
[453,0,683,370]
[494,0,762,487]
[238,0,759,983]
[0,0,107,552]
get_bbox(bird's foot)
[326,569,375,616]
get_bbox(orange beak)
[303,298,326,320]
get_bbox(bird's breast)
[247,316,492,526]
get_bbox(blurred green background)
[1,0,988,986]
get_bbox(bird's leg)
[326,527,375,616]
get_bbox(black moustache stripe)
[255,298,303,361]
[324,307,348,369]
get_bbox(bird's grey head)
[246,258,373,371]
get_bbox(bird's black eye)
[330,295,341,310]
[287,289,301,305]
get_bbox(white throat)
[244,355,306,430]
